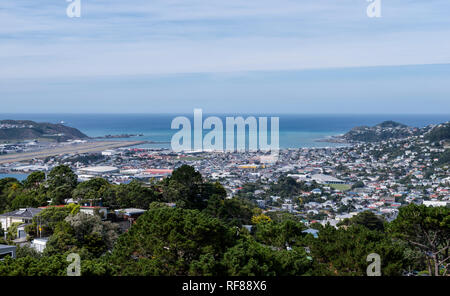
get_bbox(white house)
[0,208,42,231]
[31,237,49,253]
[80,206,108,220]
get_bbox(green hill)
[0,120,88,142]
[343,121,416,142]
[424,122,450,143]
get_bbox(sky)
[0,0,449,114]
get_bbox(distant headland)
[317,121,450,143]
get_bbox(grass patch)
[329,184,352,191]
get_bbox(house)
[80,206,108,220]
[0,244,16,259]
[302,228,319,238]
[311,188,322,195]
[242,225,253,233]
[0,208,42,231]
[31,237,49,253]
[281,203,294,213]
[114,208,147,231]
[256,199,266,209]
[114,208,146,220]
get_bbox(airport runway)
[0,141,147,164]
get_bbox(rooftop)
[0,208,42,218]
[0,244,17,251]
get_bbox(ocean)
[0,114,448,149]
[0,173,29,181]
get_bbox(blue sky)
[0,0,449,113]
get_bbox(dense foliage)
[0,165,448,276]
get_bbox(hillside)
[342,121,418,142]
[424,122,450,143]
[0,120,88,142]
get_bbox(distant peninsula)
[317,120,450,143]
[0,120,88,142]
[342,121,418,142]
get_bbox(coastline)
[314,134,348,144]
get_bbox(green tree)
[388,204,450,276]
[112,205,234,275]
[47,165,77,190]
[222,239,277,276]
[11,191,42,209]
[309,224,407,276]
[338,211,385,232]
[204,196,255,227]
[222,238,312,276]
[45,212,120,258]
[0,254,68,276]
[351,181,364,189]
[253,219,306,249]
[26,205,80,238]
[23,172,46,189]
[72,177,110,205]
[49,184,73,205]
[114,180,158,209]
[162,165,206,209]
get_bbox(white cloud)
[0,0,449,79]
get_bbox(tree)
[72,177,110,205]
[48,184,73,205]
[221,238,312,276]
[45,212,120,258]
[26,204,80,238]
[251,214,272,225]
[11,191,42,209]
[23,172,46,189]
[16,245,42,259]
[162,165,205,209]
[114,180,158,209]
[253,219,306,249]
[0,178,22,213]
[309,224,407,276]
[204,196,255,227]
[111,205,234,275]
[5,222,22,241]
[222,239,277,276]
[47,165,78,190]
[351,181,364,189]
[170,165,203,186]
[338,211,385,232]
[0,254,68,276]
[388,204,450,276]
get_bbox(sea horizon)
[1,113,448,150]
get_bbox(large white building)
[78,166,119,175]
[311,174,346,185]
[423,200,448,207]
